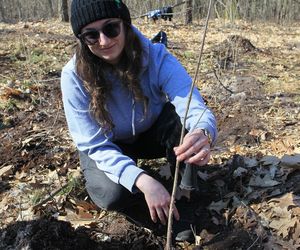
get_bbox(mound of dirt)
[211,35,259,69]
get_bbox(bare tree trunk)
[148,1,152,11]
[192,0,198,20]
[16,0,23,20]
[0,5,4,21]
[61,0,69,22]
[263,0,268,20]
[47,0,54,17]
[185,0,193,24]
[0,0,299,23]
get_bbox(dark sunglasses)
[78,20,122,45]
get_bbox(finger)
[173,205,180,221]
[187,146,210,163]
[149,207,157,223]
[193,150,211,166]
[174,134,200,156]
[162,205,169,221]
[177,139,208,162]
[181,128,207,147]
[180,133,209,155]
[156,208,166,225]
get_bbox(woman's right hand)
[135,173,180,225]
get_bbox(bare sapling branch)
[165,0,213,249]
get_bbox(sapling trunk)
[165,0,213,249]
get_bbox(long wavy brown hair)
[75,22,148,132]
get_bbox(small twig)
[55,168,64,190]
[216,0,226,8]
[165,0,213,249]
[46,185,60,212]
[0,73,12,80]
[190,224,202,246]
[19,196,23,220]
[190,107,208,132]
[32,182,69,210]
[37,78,60,83]
[213,68,234,94]
[172,1,186,8]
[51,109,60,128]
[246,235,260,250]
[215,0,230,20]
[238,200,270,249]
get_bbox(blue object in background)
[147,6,173,22]
[147,10,161,21]
[161,6,173,21]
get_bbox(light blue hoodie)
[61,27,217,192]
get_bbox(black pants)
[79,102,184,212]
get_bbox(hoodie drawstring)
[131,98,136,136]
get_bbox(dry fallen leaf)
[268,193,300,210]
[0,165,13,179]
[233,167,248,178]
[76,200,98,211]
[249,174,280,187]
[280,154,300,169]
[292,221,300,242]
[269,217,297,239]
[175,187,191,200]
[271,206,292,219]
[76,206,94,219]
[158,164,172,180]
[270,138,296,155]
[207,199,230,214]
[197,170,209,181]
[260,155,280,167]
[244,157,258,168]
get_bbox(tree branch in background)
[213,68,234,94]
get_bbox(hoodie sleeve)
[153,44,217,143]
[60,63,144,192]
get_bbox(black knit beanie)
[71,0,131,37]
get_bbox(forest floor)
[0,18,299,250]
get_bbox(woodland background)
[1,0,300,23]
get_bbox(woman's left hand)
[173,128,211,166]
